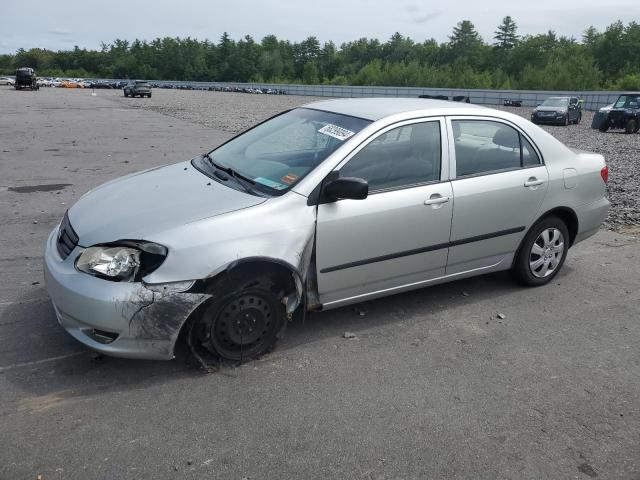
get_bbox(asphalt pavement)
[1,88,639,480]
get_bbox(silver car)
[44,98,610,361]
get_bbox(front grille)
[56,211,79,260]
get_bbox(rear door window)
[452,120,540,177]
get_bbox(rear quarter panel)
[500,112,607,212]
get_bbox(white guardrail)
[98,79,624,111]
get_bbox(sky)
[1,0,638,53]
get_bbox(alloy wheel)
[529,228,565,278]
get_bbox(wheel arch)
[185,256,305,319]
[512,206,579,269]
[211,256,300,288]
[174,257,305,359]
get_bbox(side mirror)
[323,177,368,201]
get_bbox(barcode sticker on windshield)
[318,124,355,141]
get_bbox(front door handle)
[524,178,544,188]
[424,194,450,206]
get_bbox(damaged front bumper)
[44,228,208,360]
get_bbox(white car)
[0,76,15,86]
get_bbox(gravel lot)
[104,88,640,230]
[1,87,639,479]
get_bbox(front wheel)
[625,118,638,134]
[189,276,287,362]
[512,216,569,287]
[599,121,610,132]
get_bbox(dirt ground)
[1,87,639,480]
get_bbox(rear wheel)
[512,216,569,287]
[625,118,637,134]
[188,275,287,362]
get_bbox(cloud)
[404,4,442,24]
[48,28,72,37]
[412,11,443,24]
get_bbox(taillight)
[600,166,609,183]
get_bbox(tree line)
[1,18,639,91]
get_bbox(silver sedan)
[44,98,610,361]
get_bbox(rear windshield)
[197,108,371,195]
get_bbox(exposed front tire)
[625,118,638,134]
[599,121,610,132]
[512,216,569,287]
[188,275,287,362]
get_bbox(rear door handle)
[524,178,544,187]
[424,194,450,206]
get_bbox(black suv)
[14,67,38,91]
[599,93,640,134]
[123,80,152,98]
[531,96,581,126]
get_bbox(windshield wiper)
[202,153,260,195]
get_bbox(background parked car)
[591,103,614,129]
[14,67,38,90]
[531,96,581,126]
[86,81,113,89]
[59,80,84,88]
[123,80,152,98]
[598,93,640,133]
[0,76,15,86]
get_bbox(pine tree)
[448,20,484,67]
[449,21,483,50]
[494,16,519,49]
[582,26,599,47]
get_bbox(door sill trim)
[320,257,506,309]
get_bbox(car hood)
[68,161,267,246]
[535,106,566,113]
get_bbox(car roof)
[303,97,485,121]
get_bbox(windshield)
[541,97,569,107]
[198,108,371,195]
[614,95,640,108]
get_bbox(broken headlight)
[75,242,167,282]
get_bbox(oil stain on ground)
[8,184,72,193]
